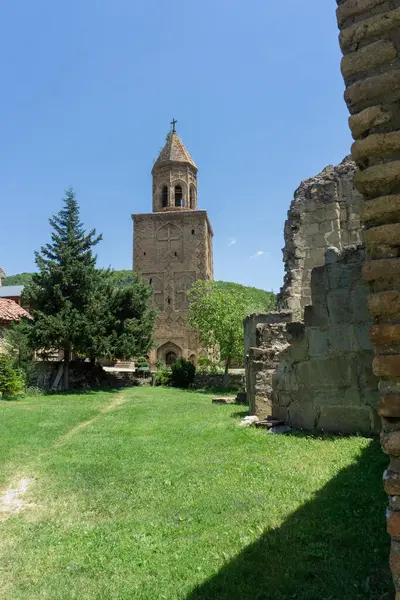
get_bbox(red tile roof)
[0,298,32,322]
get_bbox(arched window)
[190,186,196,209]
[161,186,168,208]
[175,185,182,207]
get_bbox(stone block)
[373,355,400,378]
[379,396,400,418]
[297,355,359,389]
[350,287,371,323]
[354,323,374,351]
[328,324,358,353]
[387,510,400,537]
[361,194,400,224]
[371,324,400,350]
[315,388,363,408]
[340,6,400,52]
[318,406,372,434]
[327,289,353,324]
[336,0,389,28]
[308,328,329,358]
[382,431,400,457]
[368,291,400,319]
[288,401,317,430]
[379,380,400,395]
[353,131,400,165]
[364,223,400,249]
[349,105,392,140]
[363,257,400,283]
[355,161,400,199]
[384,467,400,495]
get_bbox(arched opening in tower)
[175,185,183,207]
[161,186,168,208]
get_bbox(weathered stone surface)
[355,162,400,199]
[318,406,372,434]
[212,397,236,405]
[339,8,400,54]
[363,258,400,282]
[353,132,400,166]
[361,194,400,224]
[379,396,400,418]
[278,158,362,313]
[336,0,390,27]
[373,355,400,378]
[368,291,400,319]
[341,40,396,80]
[349,105,392,139]
[384,467,400,495]
[387,509,400,537]
[371,324,400,347]
[382,431,400,456]
[364,224,400,249]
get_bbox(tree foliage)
[23,189,155,389]
[0,355,25,397]
[188,280,262,383]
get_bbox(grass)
[0,387,392,600]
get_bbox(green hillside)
[3,271,276,311]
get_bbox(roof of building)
[0,285,24,298]
[0,298,32,322]
[152,131,197,171]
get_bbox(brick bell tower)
[132,121,214,365]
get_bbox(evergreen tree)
[24,189,156,390]
[24,188,102,389]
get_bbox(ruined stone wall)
[272,246,379,434]
[244,312,292,418]
[278,157,363,315]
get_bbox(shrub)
[136,356,148,368]
[0,355,25,398]
[155,366,172,387]
[170,358,196,389]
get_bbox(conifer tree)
[24,189,102,389]
[24,189,156,390]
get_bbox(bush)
[136,356,148,368]
[0,355,25,398]
[155,365,172,387]
[170,358,196,389]
[197,356,223,375]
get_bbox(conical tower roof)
[152,131,197,172]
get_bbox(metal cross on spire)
[170,118,177,133]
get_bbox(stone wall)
[278,157,363,315]
[272,246,379,435]
[244,312,291,418]
[191,372,243,390]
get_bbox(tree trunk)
[223,356,231,388]
[63,347,70,391]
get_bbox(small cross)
[170,118,177,132]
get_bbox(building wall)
[278,157,363,316]
[132,209,213,363]
[272,246,379,434]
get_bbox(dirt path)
[0,391,127,520]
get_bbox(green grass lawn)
[0,387,392,600]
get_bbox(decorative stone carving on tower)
[336,2,400,596]
[132,123,213,365]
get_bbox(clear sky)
[0,0,353,293]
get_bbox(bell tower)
[151,121,198,212]
[132,122,213,366]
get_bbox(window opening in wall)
[174,252,177,256]
[175,185,182,207]
[149,278,152,284]
[144,252,146,256]
[167,297,171,304]
[191,229,195,235]
[161,186,168,208]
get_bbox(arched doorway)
[165,351,177,366]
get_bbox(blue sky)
[0,0,352,292]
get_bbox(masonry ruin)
[245,157,379,434]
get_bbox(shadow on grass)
[230,409,249,419]
[188,387,241,396]
[186,440,392,600]
[1,386,124,402]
